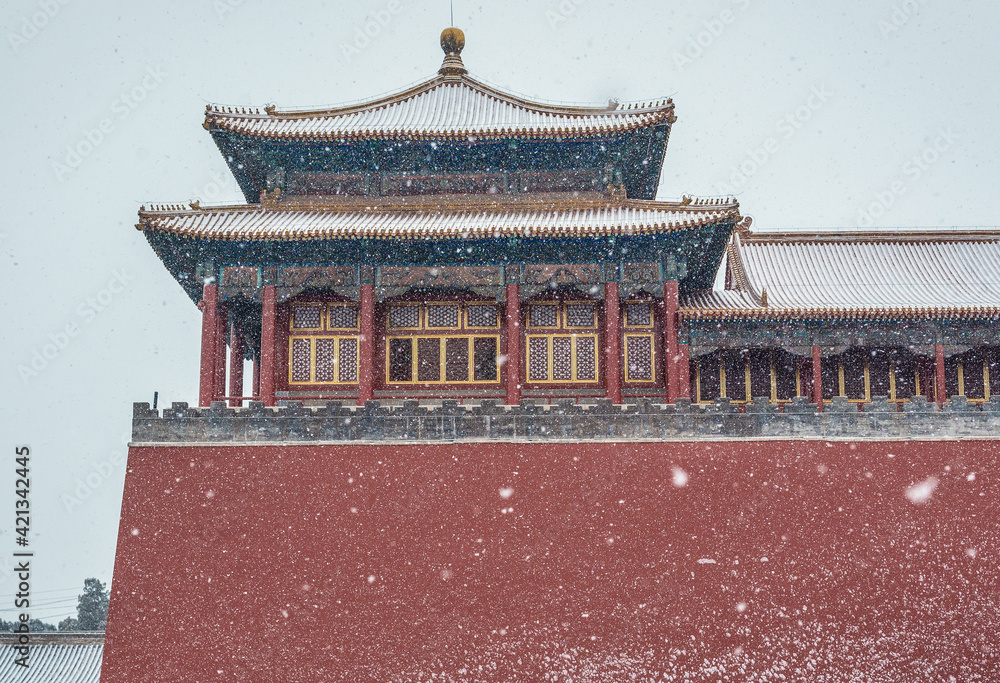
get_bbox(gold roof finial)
[439,27,467,78]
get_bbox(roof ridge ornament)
[439,27,467,79]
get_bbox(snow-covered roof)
[684,230,1000,318]
[137,195,739,242]
[203,35,674,142]
[0,634,103,683]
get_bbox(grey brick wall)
[131,395,1000,443]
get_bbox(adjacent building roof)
[137,195,739,242]
[0,633,103,683]
[203,29,674,142]
[685,230,1000,318]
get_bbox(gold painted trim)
[387,304,423,331]
[287,335,361,385]
[743,361,752,404]
[424,304,463,331]
[563,301,597,329]
[289,303,324,332]
[465,304,501,329]
[526,302,561,330]
[623,300,654,329]
[695,360,703,403]
[525,333,600,384]
[384,335,501,385]
[326,303,360,331]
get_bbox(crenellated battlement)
[132,395,1000,443]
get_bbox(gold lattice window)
[526,334,599,383]
[528,303,560,328]
[528,301,599,330]
[327,304,359,330]
[624,334,655,382]
[288,336,360,385]
[290,304,323,331]
[426,304,461,330]
[466,304,499,328]
[624,302,653,328]
[565,303,596,328]
[385,336,500,384]
[388,305,421,330]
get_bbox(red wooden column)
[214,304,228,402]
[604,281,621,404]
[260,286,277,406]
[935,342,947,407]
[812,344,824,412]
[198,283,219,408]
[663,280,680,403]
[677,343,691,400]
[505,281,522,406]
[228,322,244,407]
[358,281,375,406]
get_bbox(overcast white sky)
[1,0,997,623]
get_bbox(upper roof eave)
[202,72,677,142]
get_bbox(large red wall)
[103,440,999,681]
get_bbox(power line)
[0,587,82,596]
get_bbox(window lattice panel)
[467,305,498,328]
[626,335,653,381]
[389,339,413,383]
[328,306,358,329]
[575,336,596,380]
[529,337,549,381]
[626,303,652,327]
[338,338,358,382]
[417,338,441,382]
[530,305,558,328]
[473,337,498,381]
[291,338,311,382]
[314,339,337,382]
[426,305,460,329]
[445,338,470,382]
[565,304,595,328]
[292,306,321,330]
[552,337,573,380]
[389,306,420,329]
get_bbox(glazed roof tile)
[684,230,1000,319]
[203,74,675,141]
[0,637,102,683]
[137,196,739,241]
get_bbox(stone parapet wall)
[133,395,1000,443]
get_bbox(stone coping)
[132,395,1000,443]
